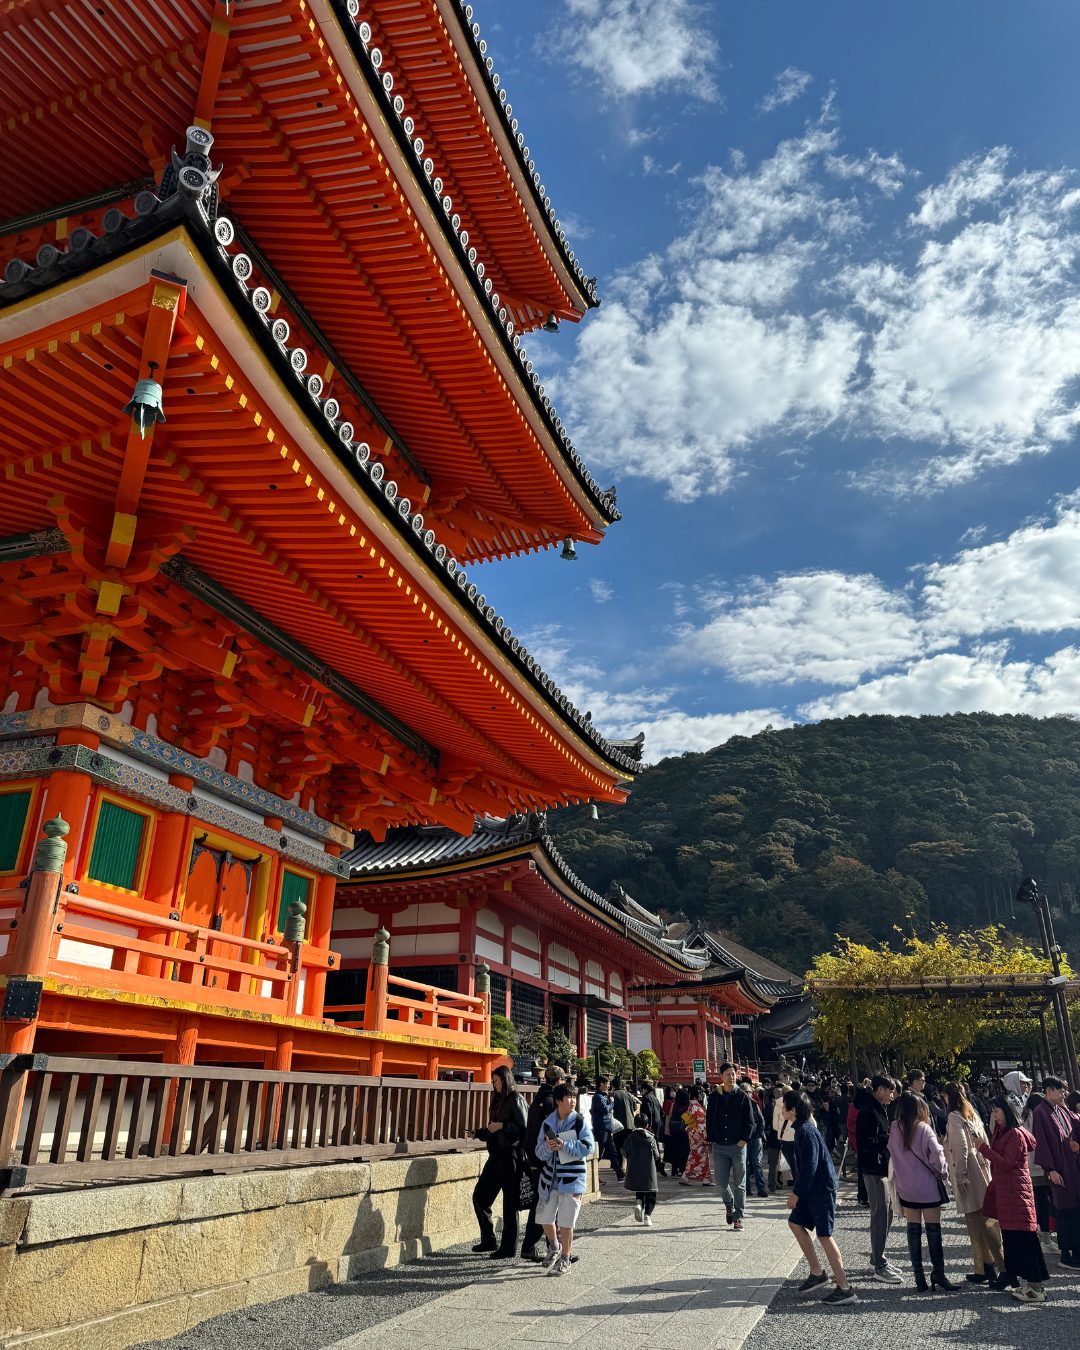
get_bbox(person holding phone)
[535,1082,595,1276]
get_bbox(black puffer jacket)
[639,1087,663,1136]
[525,1084,557,1167]
[854,1087,890,1178]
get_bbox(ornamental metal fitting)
[123,360,166,439]
[475,961,491,996]
[33,815,70,873]
[372,927,391,966]
[283,899,307,945]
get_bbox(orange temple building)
[0,0,634,1080]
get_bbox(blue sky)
[470,1,1080,760]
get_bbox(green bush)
[490,1014,517,1054]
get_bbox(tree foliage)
[636,1049,662,1082]
[490,1014,517,1054]
[808,924,1066,1066]
[547,1027,573,1073]
[550,713,1080,974]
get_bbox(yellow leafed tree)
[807,924,1068,1067]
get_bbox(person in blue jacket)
[783,1089,857,1305]
[536,1082,596,1276]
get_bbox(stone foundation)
[0,1153,599,1349]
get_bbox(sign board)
[692,1058,707,1084]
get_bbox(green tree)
[520,1023,549,1064]
[636,1049,662,1082]
[489,1014,517,1054]
[547,1027,572,1073]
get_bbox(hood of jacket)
[1003,1071,1032,1098]
[853,1086,875,1111]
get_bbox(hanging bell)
[122,363,167,440]
[560,537,577,561]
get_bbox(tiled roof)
[444,0,599,307]
[0,193,638,778]
[685,923,804,998]
[345,814,712,971]
[334,11,617,525]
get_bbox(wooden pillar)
[458,902,477,996]
[304,853,338,1019]
[37,769,92,873]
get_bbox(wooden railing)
[328,972,487,1045]
[0,1054,516,1192]
[0,879,333,1018]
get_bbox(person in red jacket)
[972,1095,1051,1304]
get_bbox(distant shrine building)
[0,1,803,1088]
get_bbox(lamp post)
[1016,879,1079,1090]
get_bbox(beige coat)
[945,1109,992,1215]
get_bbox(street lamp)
[1016,878,1079,1090]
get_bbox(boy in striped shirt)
[535,1083,595,1275]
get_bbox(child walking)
[535,1082,595,1276]
[623,1112,660,1226]
[784,1089,857,1305]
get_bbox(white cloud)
[563,115,1080,499]
[679,571,924,684]
[921,496,1080,642]
[519,624,786,760]
[560,119,888,500]
[758,66,813,114]
[800,644,1080,721]
[588,578,615,604]
[558,0,718,100]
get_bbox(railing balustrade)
[0,1054,516,1193]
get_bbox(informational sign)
[692,1058,706,1084]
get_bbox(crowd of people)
[466,1059,1080,1305]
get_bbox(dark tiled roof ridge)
[0,204,637,778]
[686,921,804,994]
[444,0,599,308]
[345,814,711,971]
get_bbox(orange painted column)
[304,862,337,1018]
[0,816,69,1060]
[365,926,390,1077]
[161,1013,200,1150]
[140,811,190,979]
[37,769,93,877]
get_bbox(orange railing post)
[0,815,68,1061]
[475,961,491,1048]
[364,928,390,1076]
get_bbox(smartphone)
[543,1124,558,1141]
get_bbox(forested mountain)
[549,713,1080,975]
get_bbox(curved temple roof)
[345,813,712,973]
[0,203,640,800]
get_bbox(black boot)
[926,1223,958,1291]
[907,1221,929,1292]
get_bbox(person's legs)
[865,1174,891,1271]
[495,1172,519,1254]
[521,1178,544,1255]
[748,1137,767,1196]
[789,1221,824,1274]
[642,1190,657,1216]
[963,1212,986,1274]
[471,1156,501,1248]
[819,1234,851,1289]
[983,1216,1004,1272]
[903,1206,927,1288]
[1057,1205,1080,1263]
[767,1145,780,1192]
[711,1144,734,1209]
[730,1143,747,1221]
[856,1164,868,1205]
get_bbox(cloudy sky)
[470,1,1080,760]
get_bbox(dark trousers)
[1034,1182,1052,1233]
[781,1141,796,1187]
[857,1164,868,1204]
[472,1155,518,1253]
[1057,1204,1080,1262]
[636,1190,657,1216]
[597,1130,624,1177]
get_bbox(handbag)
[913,1147,950,1205]
[518,1166,538,1211]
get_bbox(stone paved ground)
[138,1168,798,1350]
[140,1168,1080,1350]
[744,1189,1080,1350]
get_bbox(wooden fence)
[0,1053,520,1193]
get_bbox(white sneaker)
[550,1256,571,1277]
[873,1265,902,1284]
[1010,1283,1046,1303]
[542,1244,561,1270]
[644,1214,654,1228]
[633,1201,644,1222]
